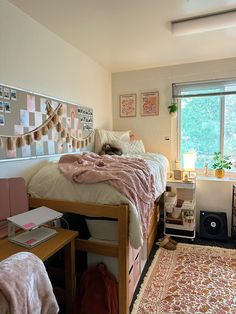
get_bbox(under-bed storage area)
[29,197,160,312]
[86,203,160,306]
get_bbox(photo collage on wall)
[0,84,93,160]
[0,86,17,126]
[78,106,93,132]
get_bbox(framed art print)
[140,91,159,116]
[119,94,136,117]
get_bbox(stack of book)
[166,215,183,225]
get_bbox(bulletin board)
[0,84,94,161]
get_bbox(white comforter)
[28,153,168,248]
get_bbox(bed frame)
[29,197,159,314]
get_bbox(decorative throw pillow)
[94,129,130,154]
[122,140,146,154]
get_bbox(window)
[173,79,236,169]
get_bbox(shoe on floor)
[156,235,177,250]
[166,235,177,246]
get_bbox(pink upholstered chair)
[0,177,28,238]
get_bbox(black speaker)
[199,211,228,241]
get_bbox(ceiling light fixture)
[171,9,236,36]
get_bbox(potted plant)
[168,102,178,117]
[212,152,232,178]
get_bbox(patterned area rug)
[132,243,236,314]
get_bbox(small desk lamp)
[183,151,196,181]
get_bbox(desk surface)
[167,178,196,189]
[0,228,78,262]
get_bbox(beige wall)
[113,58,236,235]
[196,178,236,237]
[112,57,236,167]
[0,0,112,181]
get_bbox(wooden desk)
[0,228,78,314]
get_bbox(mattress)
[28,152,168,248]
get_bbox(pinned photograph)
[58,143,65,154]
[71,129,76,137]
[119,94,136,117]
[22,145,31,158]
[20,109,29,126]
[36,141,44,155]
[67,142,73,153]
[27,94,35,112]
[51,100,58,110]
[35,112,43,126]
[0,102,3,112]
[61,103,67,117]
[4,102,11,113]
[48,141,55,155]
[70,105,77,119]
[77,129,82,139]
[74,118,79,130]
[11,89,17,101]
[7,148,16,158]
[3,87,10,100]
[140,91,159,116]
[51,129,58,142]
[0,114,5,126]
[14,125,24,135]
[0,86,3,98]
[66,117,71,129]
[40,98,51,113]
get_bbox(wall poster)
[140,91,159,116]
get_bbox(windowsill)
[197,175,236,182]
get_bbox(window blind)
[172,79,236,98]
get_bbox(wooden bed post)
[118,206,129,314]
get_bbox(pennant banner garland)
[0,84,94,160]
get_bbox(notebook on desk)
[7,206,63,230]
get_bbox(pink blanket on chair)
[58,153,155,236]
[0,252,59,314]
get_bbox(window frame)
[175,79,236,169]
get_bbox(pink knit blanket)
[0,252,59,314]
[58,153,155,237]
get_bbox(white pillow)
[94,129,130,154]
[85,218,118,241]
[122,140,146,154]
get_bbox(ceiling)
[8,0,236,72]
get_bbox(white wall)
[196,177,235,237]
[113,58,236,236]
[0,0,112,182]
[112,57,236,164]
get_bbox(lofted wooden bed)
[29,196,160,314]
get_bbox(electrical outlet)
[53,219,61,228]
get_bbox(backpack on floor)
[78,262,118,314]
